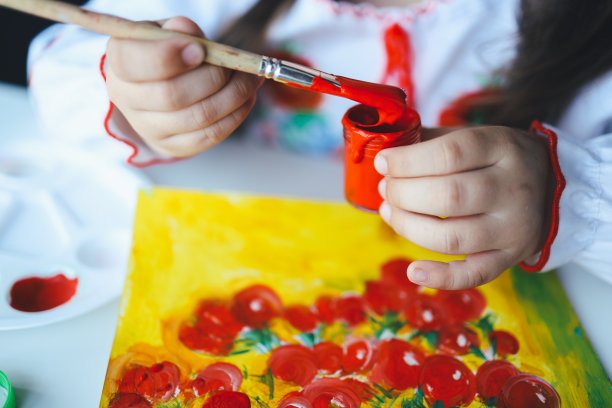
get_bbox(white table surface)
[0,82,610,407]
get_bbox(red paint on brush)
[9,273,78,312]
[288,75,407,125]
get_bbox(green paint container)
[0,371,16,408]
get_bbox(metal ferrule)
[258,56,340,88]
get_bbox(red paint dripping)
[342,104,421,212]
[381,23,415,108]
[9,273,78,312]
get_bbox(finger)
[420,127,456,141]
[151,96,257,157]
[379,167,499,217]
[405,252,512,289]
[132,71,261,137]
[160,16,205,37]
[108,63,231,112]
[106,17,205,82]
[379,202,502,255]
[374,127,506,177]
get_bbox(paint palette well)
[0,141,148,330]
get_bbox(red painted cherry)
[499,373,561,408]
[342,338,376,374]
[435,288,486,322]
[313,341,343,374]
[202,390,251,408]
[118,366,155,400]
[333,295,367,327]
[369,338,425,390]
[437,323,480,355]
[364,280,413,314]
[268,344,318,386]
[405,294,448,332]
[230,284,283,328]
[194,299,244,338]
[149,361,180,402]
[192,362,243,396]
[313,295,335,324]
[284,304,319,332]
[303,378,362,408]
[380,258,417,288]
[419,355,476,407]
[476,360,520,405]
[488,330,520,357]
[178,324,234,355]
[108,393,152,408]
[278,391,313,408]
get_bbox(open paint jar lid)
[0,371,16,408]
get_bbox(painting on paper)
[100,188,611,408]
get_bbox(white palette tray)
[0,141,148,330]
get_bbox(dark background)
[0,0,87,86]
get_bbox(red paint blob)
[343,104,421,212]
[9,273,78,312]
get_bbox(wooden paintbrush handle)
[0,0,263,74]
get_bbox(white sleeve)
[27,0,256,166]
[538,71,612,284]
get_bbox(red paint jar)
[343,104,421,212]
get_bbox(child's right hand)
[105,16,264,157]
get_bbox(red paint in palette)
[9,273,78,312]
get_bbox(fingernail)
[182,43,204,66]
[378,178,387,198]
[374,154,387,174]
[379,201,391,222]
[409,267,429,284]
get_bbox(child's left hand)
[375,126,554,290]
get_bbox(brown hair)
[220,0,612,128]
[482,0,612,127]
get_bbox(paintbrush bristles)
[0,0,263,74]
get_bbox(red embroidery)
[381,23,415,107]
[99,54,178,167]
[519,121,566,272]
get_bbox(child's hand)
[105,17,263,157]
[375,126,553,289]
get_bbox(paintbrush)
[0,0,407,124]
